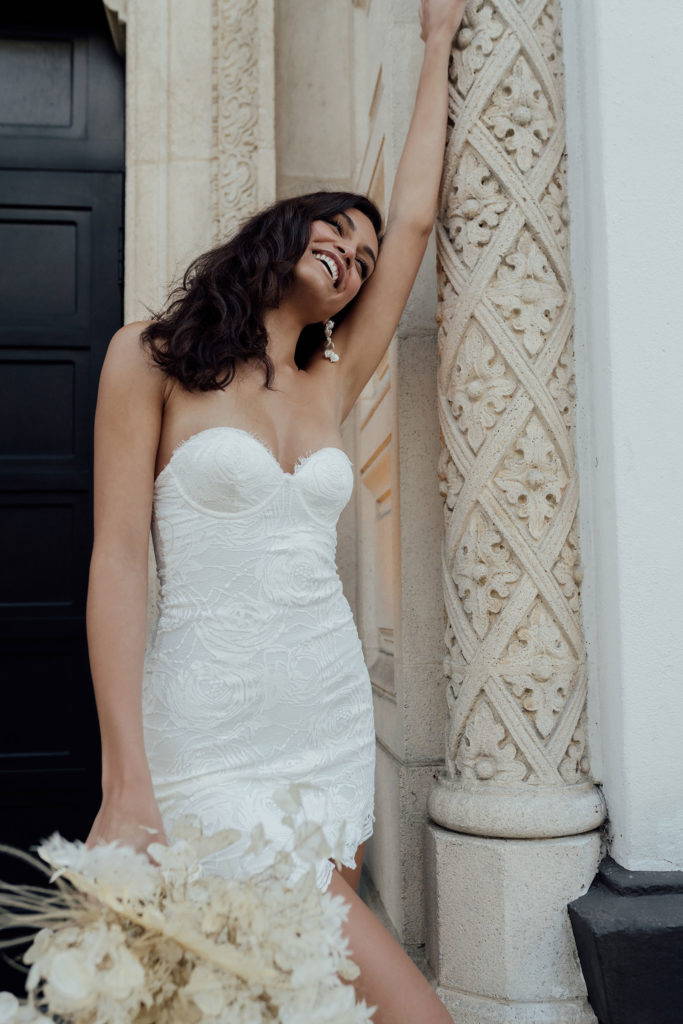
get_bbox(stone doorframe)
[102,0,275,324]
[102,0,276,634]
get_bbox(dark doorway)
[0,2,124,993]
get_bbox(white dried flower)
[0,782,377,1023]
[23,920,149,1022]
[0,992,51,1024]
[35,835,160,902]
[0,993,19,1024]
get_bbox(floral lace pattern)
[142,427,376,892]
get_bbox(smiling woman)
[85,2,467,1022]
[135,190,383,393]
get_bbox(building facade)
[105,1,683,1021]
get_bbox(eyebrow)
[339,211,377,268]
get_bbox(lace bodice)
[141,426,376,892]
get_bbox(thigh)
[327,866,453,1024]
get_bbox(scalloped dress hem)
[317,810,375,893]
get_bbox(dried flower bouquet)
[0,782,376,1023]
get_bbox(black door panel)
[0,5,123,993]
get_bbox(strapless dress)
[141,426,376,892]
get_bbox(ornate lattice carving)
[446,147,510,269]
[559,708,590,783]
[431,0,603,836]
[449,324,516,452]
[451,698,528,783]
[452,508,521,639]
[494,414,568,540]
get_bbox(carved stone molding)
[428,0,606,838]
[211,0,275,243]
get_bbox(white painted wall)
[562,0,683,871]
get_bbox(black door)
[0,4,124,993]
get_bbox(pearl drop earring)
[323,319,340,362]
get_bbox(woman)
[85,1,464,1019]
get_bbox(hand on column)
[419,0,468,43]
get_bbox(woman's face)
[297,207,379,319]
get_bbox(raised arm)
[336,0,467,418]
[386,0,465,230]
[85,321,168,854]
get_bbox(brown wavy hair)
[139,190,384,392]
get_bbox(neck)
[262,305,311,372]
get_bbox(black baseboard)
[567,855,683,1024]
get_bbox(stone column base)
[433,988,597,1024]
[424,822,601,1024]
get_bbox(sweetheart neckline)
[154,425,352,486]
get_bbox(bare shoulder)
[103,319,157,373]
[100,319,171,402]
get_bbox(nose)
[334,240,353,266]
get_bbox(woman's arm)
[334,0,467,418]
[85,321,168,853]
[386,0,465,229]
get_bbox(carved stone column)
[424,2,606,1020]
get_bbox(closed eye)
[324,217,369,280]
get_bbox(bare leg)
[327,863,453,1024]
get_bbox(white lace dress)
[141,426,376,892]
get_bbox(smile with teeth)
[312,251,340,286]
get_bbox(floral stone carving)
[429,0,605,838]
